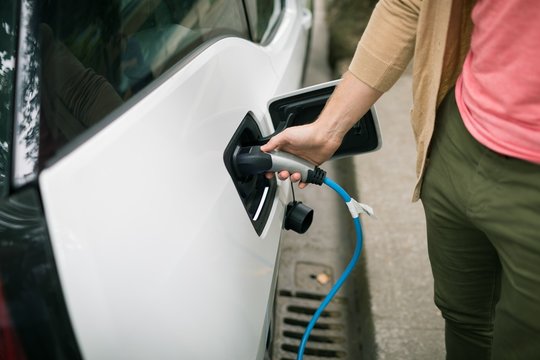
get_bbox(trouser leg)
[423,202,500,360]
[472,144,540,360]
[421,93,500,359]
[421,89,540,359]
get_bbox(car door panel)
[39,38,288,360]
[266,2,312,94]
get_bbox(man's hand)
[260,122,341,188]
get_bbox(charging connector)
[233,146,326,185]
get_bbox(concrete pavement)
[352,68,445,359]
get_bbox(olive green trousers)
[420,90,540,360]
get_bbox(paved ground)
[352,68,446,359]
[272,1,445,359]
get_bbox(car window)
[0,0,17,195]
[12,0,249,186]
[244,0,285,43]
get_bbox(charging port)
[223,113,277,235]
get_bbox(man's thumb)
[260,135,281,152]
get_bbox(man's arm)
[261,0,421,186]
[350,0,420,92]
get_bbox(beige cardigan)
[349,0,475,201]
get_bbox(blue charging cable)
[296,177,364,360]
[231,146,370,359]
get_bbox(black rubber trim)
[306,167,326,185]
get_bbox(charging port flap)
[268,80,382,159]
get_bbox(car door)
[38,78,379,360]
[31,1,310,360]
[38,49,284,359]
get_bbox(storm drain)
[271,262,362,360]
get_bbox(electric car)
[0,0,380,359]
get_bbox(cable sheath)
[297,177,363,359]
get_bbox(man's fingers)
[278,170,291,180]
[290,172,302,182]
[266,171,308,189]
[280,171,303,182]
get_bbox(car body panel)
[38,2,309,359]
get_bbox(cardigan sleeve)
[349,0,421,92]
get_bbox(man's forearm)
[314,71,382,143]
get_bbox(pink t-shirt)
[455,0,540,163]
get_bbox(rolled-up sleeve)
[349,0,421,92]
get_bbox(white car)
[0,0,379,359]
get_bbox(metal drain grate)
[272,289,353,359]
[270,158,374,359]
